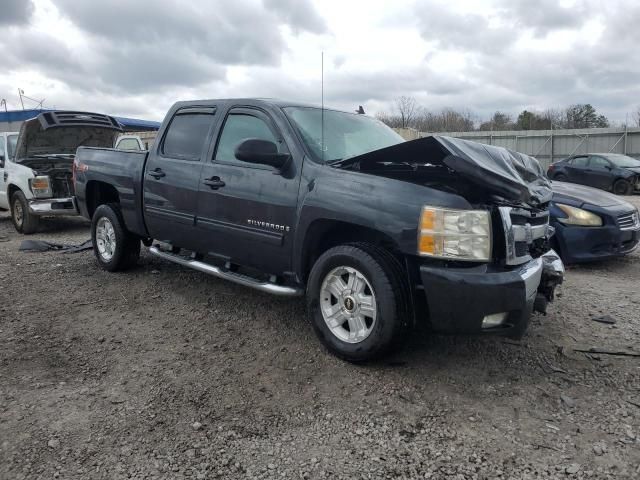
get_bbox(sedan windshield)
[605,154,640,168]
[284,107,405,163]
[7,134,18,159]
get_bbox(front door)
[194,107,300,275]
[587,155,614,190]
[143,107,217,250]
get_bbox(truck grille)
[51,172,75,198]
[499,207,551,265]
[618,211,640,231]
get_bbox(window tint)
[571,156,588,167]
[117,138,142,150]
[589,156,610,168]
[215,114,278,164]
[162,113,214,160]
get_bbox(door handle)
[203,176,225,189]
[147,168,165,179]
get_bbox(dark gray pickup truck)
[74,99,563,362]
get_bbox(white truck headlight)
[29,176,52,198]
[556,204,602,226]
[418,206,492,261]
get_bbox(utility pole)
[18,89,25,110]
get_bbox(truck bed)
[74,146,149,237]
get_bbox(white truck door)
[0,135,8,209]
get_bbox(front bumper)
[419,250,563,337]
[553,223,639,263]
[28,197,78,216]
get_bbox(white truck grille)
[618,210,640,231]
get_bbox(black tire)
[11,190,39,234]
[91,203,140,271]
[613,178,632,196]
[306,243,407,363]
[553,173,567,182]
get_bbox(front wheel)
[11,190,39,234]
[91,203,140,271]
[613,179,632,195]
[306,244,407,362]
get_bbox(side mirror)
[234,139,290,169]
[0,154,4,168]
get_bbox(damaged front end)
[333,135,564,330]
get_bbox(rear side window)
[162,113,214,160]
[571,156,588,167]
[215,114,278,165]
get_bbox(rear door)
[586,155,614,190]
[142,107,217,249]
[565,156,589,184]
[194,106,300,274]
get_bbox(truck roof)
[170,98,344,112]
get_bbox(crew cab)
[3,111,123,233]
[74,99,564,362]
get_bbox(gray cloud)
[264,0,328,34]
[0,0,34,25]
[497,0,588,37]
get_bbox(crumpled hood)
[552,181,630,208]
[333,135,552,206]
[15,111,122,161]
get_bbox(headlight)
[418,206,492,261]
[29,176,52,198]
[556,204,602,226]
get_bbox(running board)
[148,246,303,297]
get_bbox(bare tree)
[395,96,418,128]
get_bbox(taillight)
[548,164,555,171]
[72,159,77,185]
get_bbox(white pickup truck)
[0,131,19,210]
[0,111,123,233]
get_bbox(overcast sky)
[1,0,638,123]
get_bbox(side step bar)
[148,246,303,297]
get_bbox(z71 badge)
[247,219,291,232]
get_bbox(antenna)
[321,51,324,163]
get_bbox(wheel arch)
[299,219,403,283]
[85,181,120,219]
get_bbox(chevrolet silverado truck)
[74,99,564,362]
[3,111,123,233]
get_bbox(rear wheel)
[306,244,407,362]
[613,179,632,195]
[91,203,140,271]
[11,190,39,234]
[553,173,567,182]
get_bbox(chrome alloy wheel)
[13,200,23,227]
[319,266,377,343]
[95,217,116,262]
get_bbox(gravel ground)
[1,198,639,480]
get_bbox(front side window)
[215,114,278,164]
[589,156,611,168]
[0,136,5,160]
[7,135,18,159]
[162,113,214,160]
[117,138,142,150]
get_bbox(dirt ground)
[1,199,639,480]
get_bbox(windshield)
[7,134,18,159]
[605,154,640,168]
[284,107,405,163]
